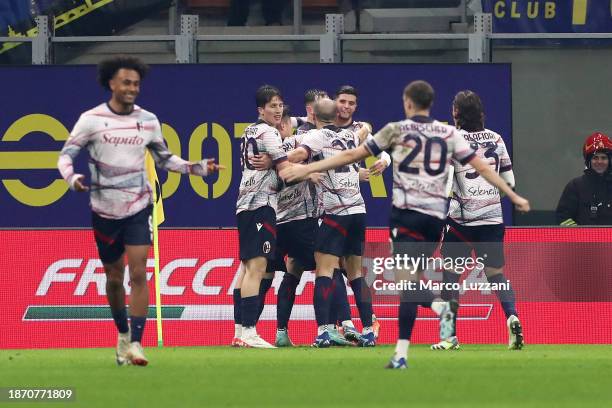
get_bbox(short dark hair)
[281,105,292,122]
[304,89,328,105]
[403,80,434,110]
[453,90,484,132]
[97,56,149,91]
[335,85,358,99]
[256,85,282,108]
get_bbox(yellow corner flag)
[145,151,165,347]
[145,151,165,225]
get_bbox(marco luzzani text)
[371,255,510,292]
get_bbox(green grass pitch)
[1,345,611,408]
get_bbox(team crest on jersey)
[256,223,263,231]
[263,241,271,254]
[136,121,144,132]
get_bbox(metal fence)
[2,13,612,65]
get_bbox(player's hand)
[512,195,530,213]
[251,154,273,170]
[205,158,225,174]
[280,163,309,182]
[309,172,323,184]
[369,159,388,176]
[355,122,372,144]
[359,168,370,181]
[357,121,372,134]
[72,175,89,192]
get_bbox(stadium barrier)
[5,12,612,65]
[2,227,610,349]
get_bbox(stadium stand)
[346,0,469,32]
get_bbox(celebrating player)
[234,85,293,348]
[280,81,530,368]
[335,85,389,176]
[284,98,377,347]
[57,56,222,366]
[432,90,523,351]
[251,98,360,347]
[297,89,329,134]
[332,85,389,341]
[264,106,323,346]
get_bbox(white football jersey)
[236,121,287,214]
[340,120,366,133]
[365,116,475,220]
[58,103,196,220]
[300,126,366,216]
[296,121,316,135]
[275,133,320,223]
[448,128,512,226]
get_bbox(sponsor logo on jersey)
[102,134,144,146]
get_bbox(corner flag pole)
[152,203,164,348]
[146,151,165,348]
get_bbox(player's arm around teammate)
[281,134,529,212]
[235,86,300,348]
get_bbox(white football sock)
[431,300,447,316]
[395,339,410,360]
[234,324,242,338]
[342,320,355,328]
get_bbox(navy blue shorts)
[237,206,277,262]
[389,207,445,258]
[441,219,505,268]
[92,205,152,264]
[315,213,366,257]
[270,218,318,272]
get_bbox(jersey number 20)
[398,135,447,176]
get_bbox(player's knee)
[106,275,123,291]
[314,253,338,275]
[245,257,267,276]
[345,267,361,281]
[129,269,147,287]
[104,263,124,288]
[286,257,305,276]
